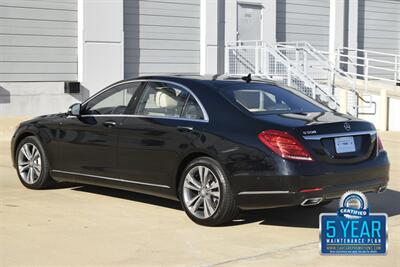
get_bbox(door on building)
[235,3,263,74]
[237,3,262,41]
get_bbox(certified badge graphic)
[338,191,369,219]
[320,191,387,255]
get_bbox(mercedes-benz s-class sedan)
[11,76,389,226]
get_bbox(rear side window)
[221,84,328,114]
[135,82,189,118]
[134,81,207,121]
[182,96,204,120]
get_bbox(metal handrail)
[333,47,400,86]
[274,42,367,115]
[342,46,400,59]
[273,42,400,114]
[224,41,400,115]
[225,41,341,109]
[266,45,339,105]
[276,41,357,93]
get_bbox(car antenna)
[242,73,251,83]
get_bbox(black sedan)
[11,76,389,226]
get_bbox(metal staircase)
[274,42,377,115]
[225,41,377,116]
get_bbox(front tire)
[179,157,238,226]
[16,136,54,189]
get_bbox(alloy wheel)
[182,165,221,219]
[18,143,42,184]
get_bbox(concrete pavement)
[0,120,399,266]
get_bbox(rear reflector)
[258,130,313,161]
[299,188,322,193]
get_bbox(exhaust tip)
[301,197,323,206]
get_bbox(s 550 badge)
[303,130,317,135]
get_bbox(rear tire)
[179,157,239,226]
[15,136,54,189]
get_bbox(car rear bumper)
[236,177,388,210]
[230,152,390,210]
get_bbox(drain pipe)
[217,0,226,74]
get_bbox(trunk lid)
[255,112,377,164]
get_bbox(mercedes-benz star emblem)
[344,122,351,131]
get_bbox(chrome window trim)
[81,79,209,122]
[302,130,376,140]
[78,114,208,123]
[51,170,171,189]
[238,191,291,195]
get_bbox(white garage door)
[124,0,200,78]
[0,0,77,81]
[276,0,330,51]
[358,0,400,79]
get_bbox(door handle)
[103,120,117,127]
[177,126,193,132]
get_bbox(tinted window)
[83,82,141,115]
[182,96,204,120]
[135,82,189,118]
[221,84,327,114]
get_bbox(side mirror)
[68,103,81,116]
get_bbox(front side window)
[135,82,189,118]
[83,82,141,115]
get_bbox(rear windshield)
[220,83,328,114]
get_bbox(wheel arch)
[12,130,41,166]
[175,151,217,198]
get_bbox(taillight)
[377,135,384,152]
[258,130,313,161]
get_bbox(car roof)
[120,75,279,90]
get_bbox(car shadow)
[229,189,400,228]
[68,185,400,228]
[232,203,337,228]
[72,185,182,211]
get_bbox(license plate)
[334,136,355,153]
